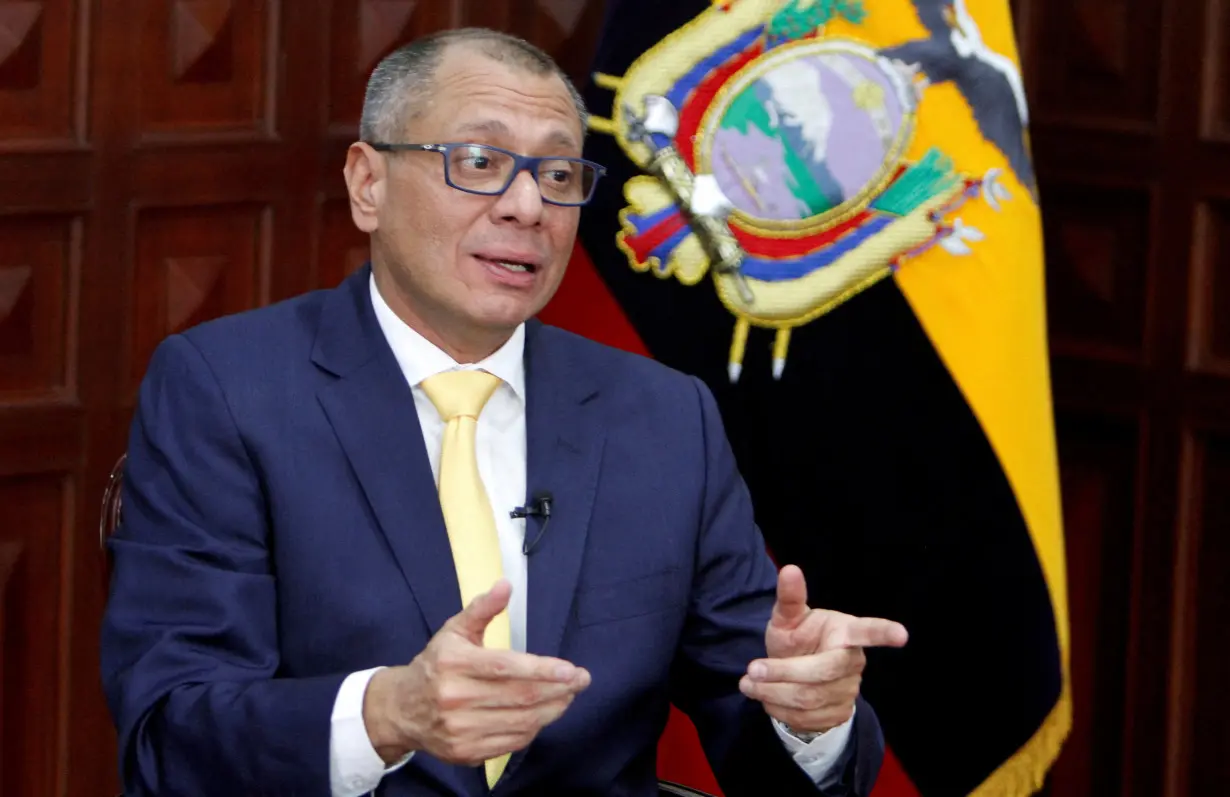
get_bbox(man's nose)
[492,169,545,225]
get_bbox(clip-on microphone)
[511,493,552,555]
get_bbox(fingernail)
[577,669,592,689]
[555,664,574,681]
[749,662,767,680]
[739,677,752,695]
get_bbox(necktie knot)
[420,370,501,422]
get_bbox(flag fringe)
[968,682,1072,797]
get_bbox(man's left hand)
[740,564,908,734]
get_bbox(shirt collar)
[369,272,526,400]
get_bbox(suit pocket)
[574,567,689,627]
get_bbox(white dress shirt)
[327,275,853,796]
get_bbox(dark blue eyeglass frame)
[366,142,607,207]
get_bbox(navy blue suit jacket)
[101,265,885,796]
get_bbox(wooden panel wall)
[1016,0,1230,794]
[0,3,604,796]
[0,1,1226,796]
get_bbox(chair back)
[100,453,126,548]
[99,451,126,590]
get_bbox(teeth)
[497,261,529,272]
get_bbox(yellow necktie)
[419,369,510,787]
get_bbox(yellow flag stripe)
[830,0,1072,792]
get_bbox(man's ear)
[343,143,384,233]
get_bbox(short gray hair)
[359,28,588,143]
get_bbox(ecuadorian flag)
[540,0,1072,794]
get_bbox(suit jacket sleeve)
[100,334,345,797]
[669,376,886,797]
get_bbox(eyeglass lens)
[446,145,595,203]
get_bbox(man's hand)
[363,580,591,765]
[740,565,908,735]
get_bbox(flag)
[539,0,1072,795]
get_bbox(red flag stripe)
[872,745,923,797]
[538,242,650,356]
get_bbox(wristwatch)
[777,718,824,744]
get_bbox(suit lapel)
[496,322,605,790]
[313,266,462,639]
[521,321,606,660]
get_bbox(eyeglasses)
[367,142,607,207]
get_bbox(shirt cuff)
[330,666,414,797]
[771,703,856,786]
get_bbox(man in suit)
[101,28,908,797]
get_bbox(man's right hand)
[362,579,591,766]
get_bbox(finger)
[436,692,582,764]
[435,696,574,762]
[468,733,536,760]
[446,580,513,645]
[826,616,909,649]
[530,693,577,728]
[467,675,591,710]
[468,695,578,755]
[740,674,861,711]
[437,732,529,765]
[769,607,828,654]
[771,565,809,630]
[465,713,566,760]
[464,648,591,686]
[747,648,865,683]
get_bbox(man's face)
[347,46,585,352]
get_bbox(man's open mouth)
[476,255,538,273]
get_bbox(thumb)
[770,565,809,630]
[448,579,512,645]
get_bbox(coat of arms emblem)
[588,0,1031,380]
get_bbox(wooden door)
[0,2,605,795]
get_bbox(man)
[101,28,908,797]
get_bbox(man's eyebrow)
[449,119,580,153]
[545,129,581,153]
[451,119,514,138]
